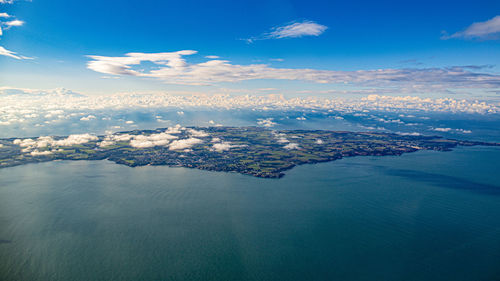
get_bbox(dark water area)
[1,146,500,281]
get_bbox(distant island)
[0,126,498,178]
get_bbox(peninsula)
[0,126,497,178]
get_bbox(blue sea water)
[1,146,500,281]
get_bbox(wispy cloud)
[442,15,500,40]
[0,1,30,59]
[86,50,500,90]
[245,20,327,43]
[0,46,32,59]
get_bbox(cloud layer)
[86,50,500,90]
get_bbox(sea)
[1,110,500,281]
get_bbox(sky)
[0,0,499,97]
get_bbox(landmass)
[0,126,498,178]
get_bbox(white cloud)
[0,46,32,60]
[54,134,99,146]
[257,118,277,127]
[86,50,197,76]
[80,115,96,121]
[1,88,499,132]
[187,128,209,137]
[30,150,53,156]
[169,137,203,150]
[0,13,10,18]
[443,15,500,40]
[3,19,23,27]
[212,142,232,152]
[128,131,178,148]
[273,132,289,144]
[13,134,99,153]
[433,127,452,132]
[85,50,500,89]
[98,140,116,147]
[211,141,247,152]
[165,124,184,134]
[284,143,300,150]
[205,55,219,59]
[268,20,328,39]
[246,20,327,43]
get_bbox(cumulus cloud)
[165,124,184,134]
[53,134,99,146]
[80,115,96,121]
[210,139,247,152]
[129,132,178,148]
[284,143,300,150]
[85,50,500,89]
[30,150,53,156]
[276,137,289,143]
[442,15,500,40]
[257,118,277,127]
[187,128,209,137]
[98,140,116,147]
[13,134,99,154]
[245,20,327,43]
[432,127,472,134]
[169,137,203,150]
[212,142,233,152]
[433,127,452,132]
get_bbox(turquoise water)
[1,146,500,281]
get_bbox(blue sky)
[0,0,499,96]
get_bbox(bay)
[0,146,499,281]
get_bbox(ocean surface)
[1,146,500,281]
